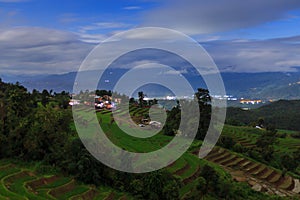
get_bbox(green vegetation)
[226,100,300,131]
[220,124,300,176]
[0,79,299,199]
[0,160,129,200]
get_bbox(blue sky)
[1,0,151,33]
[1,0,300,74]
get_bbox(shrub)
[233,143,246,153]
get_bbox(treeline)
[0,79,71,161]
[226,100,300,131]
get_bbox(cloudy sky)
[1,0,300,74]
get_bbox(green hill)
[226,100,300,131]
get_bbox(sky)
[1,0,300,75]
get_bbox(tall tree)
[138,91,145,107]
[194,88,211,140]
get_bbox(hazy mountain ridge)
[1,70,300,100]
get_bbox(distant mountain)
[1,70,300,100]
[1,74,48,84]
[221,72,300,99]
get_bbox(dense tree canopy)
[163,88,211,140]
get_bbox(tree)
[256,127,277,148]
[138,91,145,107]
[256,128,277,161]
[196,177,207,198]
[162,88,212,140]
[142,170,180,200]
[41,89,50,106]
[148,99,154,106]
[0,90,6,135]
[195,88,212,140]
[163,106,180,136]
[218,136,236,149]
[54,91,70,109]
[22,104,70,161]
[281,154,298,172]
[129,179,143,196]
[143,171,164,199]
[162,181,180,200]
[195,88,211,106]
[257,117,265,127]
[96,90,111,97]
[61,138,106,186]
[129,97,135,104]
[200,165,219,189]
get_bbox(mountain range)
[1,70,300,100]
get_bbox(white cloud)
[0,26,299,75]
[77,22,133,43]
[163,69,188,75]
[80,22,131,31]
[204,36,300,72]
[0,27,94,74]
[143,0,300,35]
[123,6,141,10]
[77,33,107,44]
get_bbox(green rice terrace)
[222,126,300,153]
[1,103,300,199]
[72,104,300,199]
[0,159,133,200]
[192,147,300,197]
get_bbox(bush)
[291,132,300,139]
[233,143,246,153]
[217,136,236,149]
[36,164,58,174]
[276,133,287,138]
[247,150,262,161]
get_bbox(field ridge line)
[1,169,28,200]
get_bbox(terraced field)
[94,106,204,198]
[163,153,204,199]
[0,160,132,200]
[193,147,300,197]
[222,126,258,148]
[222,125,300,153]
[73,105,300,198]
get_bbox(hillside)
[226,100,300,131]
[1,80,300,199]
